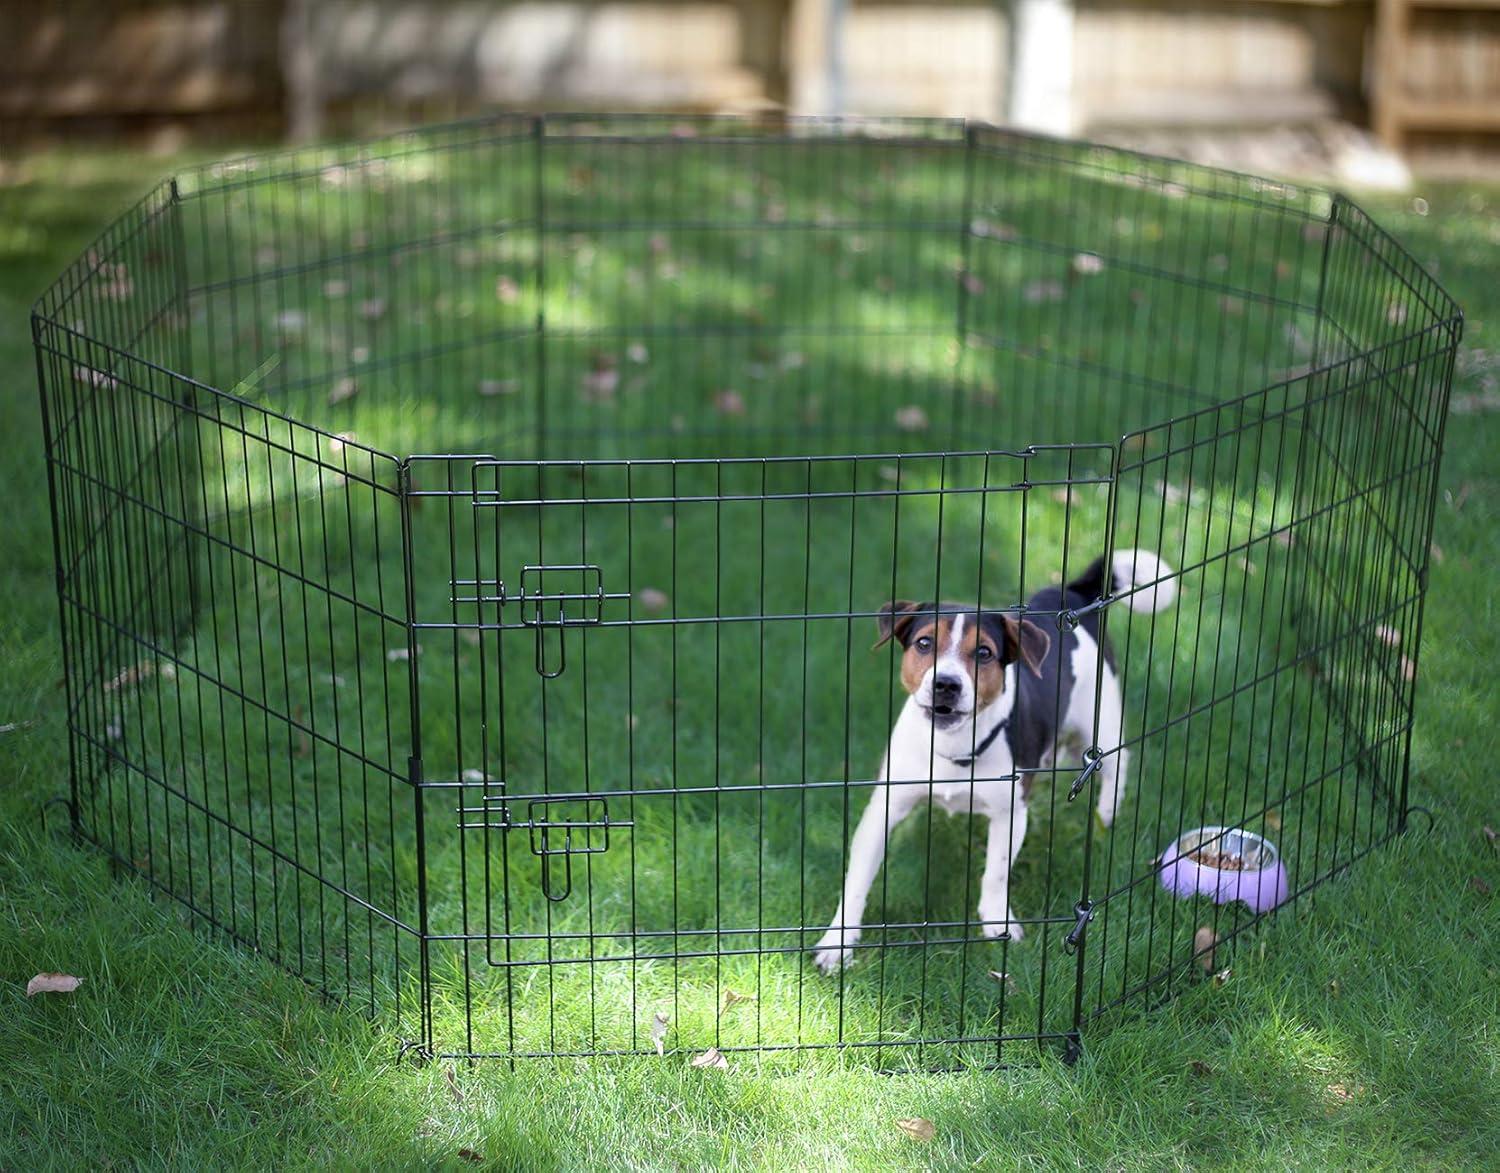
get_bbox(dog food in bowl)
[1159,826,1288,914]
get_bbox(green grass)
[4,142,1499,1168]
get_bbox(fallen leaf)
[1188,1059,1213,1077]
[1400,656,1416,682]
[477,379,520,397]
[457,1150,483,1164]
[960,271,984,295]
[651,1012,670,1056]
[626,343,649,364]
[460,769,489,783]
[894,405,929,432]
[104,661,155,692]
[387,647,411,662]
[1071,252,1105,276]
[445,1065,464,1104]
[1193,925,1218,974]
[328,376,359,405]
[1470,876,1492,896]
[495,276,521,304]
[1374,624,1402,647]
[719,989,755,1016]
[896,1118,936,1142]
[1212,966,1232,987]
[1265,809,1283,832]
[1430,541,1444,563]
[1386,301,1409,326]
[714,389,747,417]
[638,588,669,613]
[988,969,1016,993]
[690,1047,729,1070]
[276,309,307,335]
[26,973,82,996]
[359,297,387,320]
[1022,278,1065,304]
[582,367,619,399]
[323,278,349,299]
[1483,825,1497,849]
[1328,979,1341,997]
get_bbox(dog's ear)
[1001,616,1051,678]
[875,600,927,650]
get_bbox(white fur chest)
[881,698,1018,818]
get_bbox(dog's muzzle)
[925,674,968,729]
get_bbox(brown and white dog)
[812,549,1176,973]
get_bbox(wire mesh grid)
[33,114,1462,1068]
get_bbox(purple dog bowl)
[1158,826,1288,914]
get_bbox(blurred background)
[2,0,1498,184]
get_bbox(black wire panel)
[34,115,1462,1068]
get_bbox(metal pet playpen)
[34,115,1461,1067]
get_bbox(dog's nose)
[932,674,963,699]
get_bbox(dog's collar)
[942,715,1009,769]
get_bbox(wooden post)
[788,0,841,114]
[281,0,322,143]
[1007,0,1074,136]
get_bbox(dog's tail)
[1066,548,1178,614]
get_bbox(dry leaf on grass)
[1071,252,1105,276]
[1400,656,1416,682]
[894,405,929,432]
[638,588,670,613]
[445,1065,465,1105]
[714,389,747,417]
[27,973,82,996]
[328,376,359,405]
[651,1012,670,1056]
[1470,876,1492,897]
[1483,825,1497,849]
[582,364,619,400]
[359,298,387,321]
[718,988,755,1016]
[495,276,521,304]
[103,663,146,692]
[1212,966,1232,987]
[477,379,520,397]
[457,1149,483,1164]
[1193,926,1218,974]
[1265,809,1283,832]
[1188,1059,1213,1077]
[690,1047,729,1070]
[896,1118,936,1142]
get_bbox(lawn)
[2,138,1498,1168]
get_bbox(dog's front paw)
[811,929,857,974]
[979,903,1024,941]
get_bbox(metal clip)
[1067,746,1104,803]
[1063,901,1094,955]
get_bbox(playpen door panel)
[429,449,1115,1057]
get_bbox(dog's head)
[875,601,1050,732]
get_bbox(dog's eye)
[975,645,994,663]
[914,636,933,653]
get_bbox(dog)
[811,548,1177,973]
